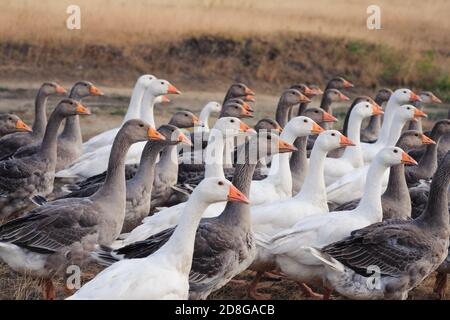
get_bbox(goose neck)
[130,141,165,187]
[140,91,156,128]
[342,113,364,166]
[60,90,83,141]
[204,129,226,179]
[377,99,398,144]
[267,127,298,186]
[382,163,411,219]
[385,114,408,147]
[156,144,178,173]
[37,111,65,161]
[417,127,443,174]
[33,89,49,137]
[197,106,213,132]
[275,98,291,128]
[123,81,146,122]
[290,136,308,194]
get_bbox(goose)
[0,114,32,138]
[326,105,427,205]
[408,91,442,132]
[258,147,417,299]
[0,119,164,299]
[56,79,181,178]
[324,101,383,185]
[246,130,354,299]
[319,77,353,130]
[275,89,311,127]
[287,84,315,120]
[222,83,255,106]
[0,99,91,219]
[91,133,294,299]
[82,75,156,153]
[437,109,450,163]
[325,76,354,91]
[194,101,222,133]
[0,82,66,157]
[334,130,436,219]
[308,150,450,300]
[405,119,450,186]
[360,89,422,163]
[68,177,248,300]
[360,88,393,143]
[6,81,104,170]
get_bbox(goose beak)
[178,132,192,146]
[432,95,443,104]
[413,108,427,119]
[312,87,324,95]
[239,121,256,133]
[401,151,418,165]
[240,108,254,118]
[311,122,325,134]
[410,92,421,102]
[278,139,297,153]
[227,184,250,204]
[167,84,181,95]
[339,92,350,101]
[89,85,104,96]
[299,93,311,103]
[243,102,254,112]
[15,119,32,132]
[75,103,91,115]
[339,134,355,146]
[192,115,200,125]
[304,86,314,96]
[421,134,436,145]
[148,127,166,140]
[161,96,171,103]
[322,111,338,122]
[245,95,256,102]
[371,103,384,116]
[55,85,67,94]
[343,79,354,88]
[275,124,283,133]
[245,87,255,96]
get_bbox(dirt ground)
[0,82,448,300]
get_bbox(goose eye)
[403,91,407,94]
[303,119,308,123]
[8,117,12,120]
[267,135,272,140]
[394,149,398,153]
[218,181,224,186]
[315,110,318,113]
[366,105,369,108]
[184,114,188,117]
[415,134,419,136]
[139,124,144,128]
[331,133,336,136]
[407,107,411,110]
[84,83,87,87]
[161,82,164,85]
[230,119,235,123]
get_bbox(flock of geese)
[0,75,448,300]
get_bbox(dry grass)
[1,0,449,51]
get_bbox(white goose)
[82,75,156,153]
[361,88,421,163]
[324,101,384,186]
[194,101,222,133]
[56,79,181,178]
[67,177,249,300]
[326,104,426,205]
[259,147,417,296]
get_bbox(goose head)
[290,84,315,98]
[227,83,255,102]
[419,91,442,104]
[324,89,350,102]
[285,116,324,137]
[222,102,253,118]
[204,101,222,114]
[314,130,354,152]
[169,111,199,129]
[254,118,283,133]
[328,77,354,89]
[157,124,191,146]
[375,146,418,167]
[431,119,450,137]
[42,82,67,95]
[280,89,311,106]
[309,85,324,96]
[0,114,32,133]
[352,101,384,120]
[394,105,427,123]
[148,79,181,97]
[120,119,166,144]
[56,99,91,117]
[71,81,104,98]
[398,130,436,151]
[375,88,393,104]
[212,117,254,137]
[240,133,296,164]
[226,98,254,112]
[137,74,157,89]
[196,177,249,204]
[303,108,338,124]
[392,88,421,104]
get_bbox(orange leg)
[297,282,325,299]
[42,278,56,300]
[248,271,271,300]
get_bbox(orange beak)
[245,87,255,96]
[339,92,350,101]
[278,139,297,153]
[55,84,67,94]
[322,111,338,122]
[413,108,427,119]
[75,103,91,115]
[245,95,256,102]
[311,122,325,134]
[299,93,311,103]
[401,151,418,165]
[240,109,254,118]
[239,121,255,133]
[339,134,355,146]
[409,92,421,102]
[343,79,354,88]
[421,134,436,145]
[227,184,250,204]
[161,96,170,103]
[15,119,32,132]
[89,85,104,96]
[275,124,283,133]
[178,132,192,146]
[242,102,254,112]
[371,103,384,116]
[431,95,443,104]
[167,84,181,95]
[312,87,324,95]
[148,127,166,140]
[304,86,315,96]
[192,114,200,125]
